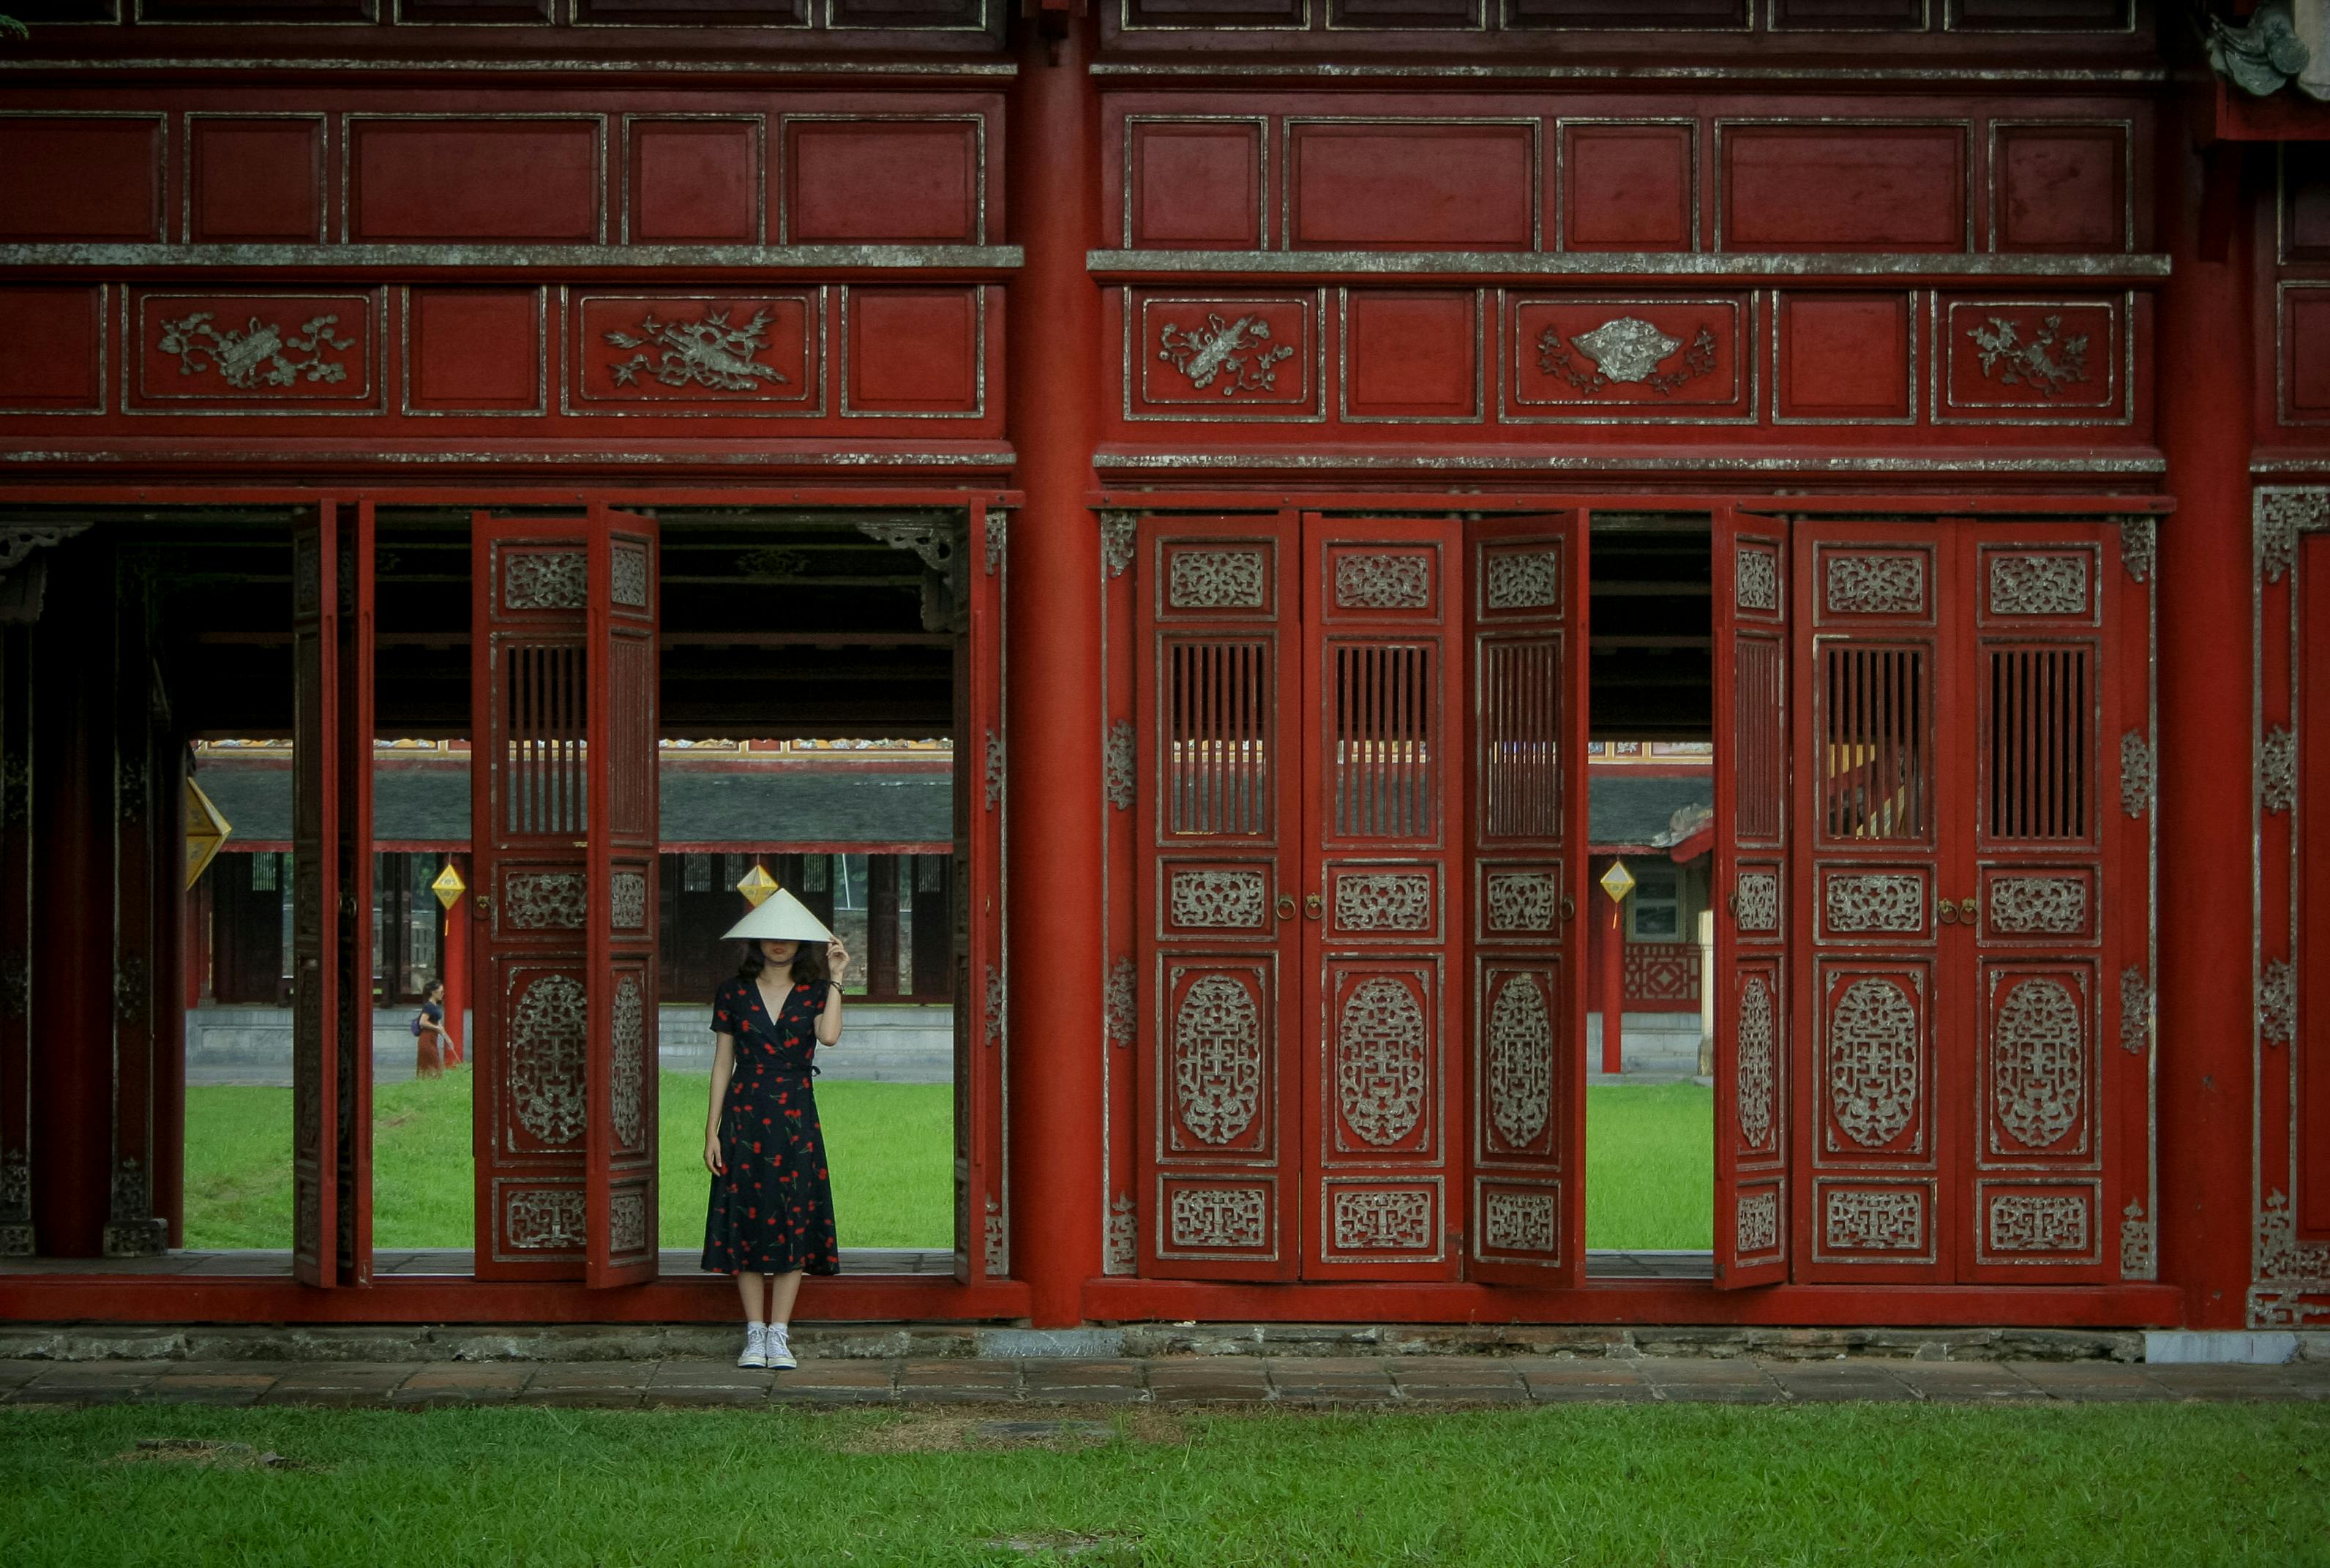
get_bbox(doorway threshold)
[0,1248,956,1280]
[1584,1250,1715,1281]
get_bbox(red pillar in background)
[1601,894,1626,1075]
[441,852,468,1068]
[2154,112,2255,1329]
[29,556,112,1256]
[1004,8,1106,1326]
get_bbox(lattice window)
[1166,640,1272,837]
[1733,638,1785,841]
[1820,643,1928,841]
[1480,637,1561,839]
[1986,645,2091,841]
[503,644,586,837]
[1332,642,1434,840]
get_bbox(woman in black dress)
[702,888,848,1371]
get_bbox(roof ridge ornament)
[2209,0,2327,99]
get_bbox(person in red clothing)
[700,886,849,1373]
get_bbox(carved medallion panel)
[1129,290,1321,420]
[1940,299,2124,424]
[1329,866,1437,937]
[1819,549,1930,620]
[1983,871,2093,939]
[1322,1182,1439,1261]
[1327,549,1434,613]
[1480,544,1561,616]
[1982,548,2094,620]
[1819,869,1930,939]
[1984,968,2091,1158]
[500,869,587,931]
[132,290,382,410]
[573,292,820,413]
[1164,866,1272,933]
[1734,968,1780,1156]
[1161,544,1270,614]
[1815,1182,1933,1261]
[1158,1179,1273,1258]
[1506,296,1750,421]
[1977,1182,2099,1263]
[1475,1180,1561,1261]
[1164,964,1272,1155]
[1818,968,1928,1156]
[1480,863,1562,937]
[1481,967,1557,1157]
[1331,970,1434,1153]
[506,969,588,1150]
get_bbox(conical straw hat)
[720,887,835,944]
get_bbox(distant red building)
[0,1,2319,1343]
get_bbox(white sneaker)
[765,1327,797,1371]
[737,1324,768,1369]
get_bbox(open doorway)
[1584,513,1716,1264]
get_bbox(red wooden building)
[0,0,2320,1343]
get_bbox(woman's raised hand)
[828,940,851,983]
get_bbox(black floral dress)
[701,975,841,1277]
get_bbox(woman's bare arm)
[703,1032,736,1174]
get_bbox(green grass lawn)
[184,1077,1709,1255]
[4,1403,2323,1567]
[184,1071,954,1253]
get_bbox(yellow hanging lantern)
[1598,858,1636,905]
[184,778,233,890]
[735,862,780,908]
[430,861,468,910]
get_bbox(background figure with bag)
[411,979,452,1081]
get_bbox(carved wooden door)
[1794,522,1957,1283]
[1712,506,1790,1288]
[584,509,659,1287]
[290,501,373,1288]
[1298,517,1466,1280]
[1463,514,1590,1288]
[472,510,656,1282]
[1135,515,1305,1280]
[1792,519,2136,1284]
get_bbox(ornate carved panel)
[1736,545,1780,612]
[1330,869,1433,934]
[1736,1190,1780,1255]
[1484,866,1559,934]
[1166,549,1267,610]
[1984,1189,2091,1256]
[1480,1185,1559,1256]
[503,871,586,931]
[1170,973,1265,1147]
[1826,975,1922,1149]
[1824,552,1926,616]
[1165,1184,1267,1252]
[1987,874,2088,936]
[1821,1185,1926,1254]
[1987,552,2090,617]
[1736,974,1777,1151]
[610,871,648,931]
[611,975,645,1153]
[1334,976,1429,1149]
[1990,974,2086,1151]
[1168,868,1270,930]
[1332,553,1431,610]
[503,1188,585,1253]
[503,552,587,612]
[1734,870,1780,932]
[1824,871,1925,935]
[508,972,588,1147]
[1486,550,1559,612]
[1486,972,1553,1152]
[1326,1185,1435,1255]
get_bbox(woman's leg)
[733,1270,768,1325]
[766,1268,805,1328]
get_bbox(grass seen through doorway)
[181,1076,1713,1253]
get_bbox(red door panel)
[1712,506,1789,1287]
[1300,517,1463,1280]
[1135,514,1304,1280]
[1793,523,1957,1285]
[1464,513,1589,1288]
[585,509,659,1288]
[289,501,372,1288]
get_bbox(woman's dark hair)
[738,939,832,994]
[424,979,446,999]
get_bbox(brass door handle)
[473,894,493,915]
[1303,893,1322,920]
[1937,900,1957,925]
[1276,894,1296,921]
[1726,893,1739,917]
[1960,896,1978,923]
[1559,896,1576,922]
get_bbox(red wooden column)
[29,552,113,1256]
[442,853,470,1068]
[1005,7,1106,1324]
[2154,114,2255,1329]
[1601,892,1625,1075]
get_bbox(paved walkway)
[6,1356,2325,1408]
